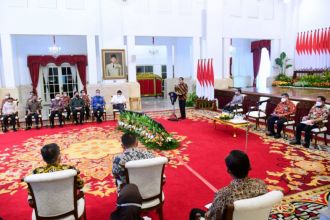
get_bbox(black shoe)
[80,121,83,124]
[50,125,55,128]
[303,143,310,148]
[36,126,40,130]
[274,134,281,139]
[13,128,17,132]
[25,127,31,130]
[3,128,8,133]
[290,140,301,145]
[266,132,275,136]
[59,124,63,127]
[178,117,186,120]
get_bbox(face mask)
[281,98,287,103]
[96,93,100,96]
[56,97,60,100]
[5,96,9,99]
[316,101,322,107]
[63,94,67,97]
[117,94,121,96]
[235,92,239,95]
[76,95,79,98]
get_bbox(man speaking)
[175,77,188,120]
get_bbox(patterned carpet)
[0,109,329,219]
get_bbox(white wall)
[12,35,87,85]
[232,39,254,87]
[298,0,330,31]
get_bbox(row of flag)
[295,27,330,70]
[196,58,214,100]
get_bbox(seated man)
[80,90,90,120]
[111,90,126,112]
[189,150,267,220]
[112,133,155,188]
[290,96,329,148]
[26,94,42,130]
[49,93,64,128]
[2,97,18,132]
[223,88,243,112]
[1,93,11,112]
[70,91,85,124]
[27,143,84,207]
[61,92,71,120]
[266,93,296,138]
[92,89,106,123]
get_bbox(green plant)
[275,73,292,82]
[274,52,292,75]
[118,111,179,150]
[186,92,198,107]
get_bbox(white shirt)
[111,95,126,104]
[2,102,17,115]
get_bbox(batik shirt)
[175,83,188,100]
[27,164,84,200]
[208,177,267,220]
[307,105,329,126]
[274,100,296,118]
[82,95,90,107]
[112,148,155,184]
[32,164,84,189]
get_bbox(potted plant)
[274,52,292,76]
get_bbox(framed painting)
[102,49,127,79]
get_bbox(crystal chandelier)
[149,36,159,56]
[48,36,61,57]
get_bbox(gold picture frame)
[102,49,127,80]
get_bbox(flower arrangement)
[118,111,179,150]
[217,112,234,120]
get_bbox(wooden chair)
[232,94,247,115]
[0,100,20,131]
[125,157,168,220]
[277,100,300,139]
[23,169,86,220]
[245,96,270,130]
[220,191,283,220]
[310,105,330,147]
[48,109,66,126]
[91,106,107,122]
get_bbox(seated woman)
[223,88,243,112]
[27,143,84,207]
[111,184,144,220]
[189,150,267,220]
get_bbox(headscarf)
[110,184,143,220]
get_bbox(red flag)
[305,31,310,55]
[301,32,306,54]
[210,59,214,86]
[309,31,313,54]
[316,29,321,54]
[197,59,201,84]
[313,30,318,53]
[327,27,330,53]
[323,28,327,53]
[295,32,300,55]
[201,59,205,88]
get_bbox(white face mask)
[56,97,60,100]
[63,94,67,97]
[96,93,100,96]
[5,95,9,99]
[316,101,322,107]
[281,97,287,103]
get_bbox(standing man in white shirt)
[111,90,126,112]
[2,97,18,132]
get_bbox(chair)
[25,103,43,129]
[245,96,270,130]
[310,104,330,146]
[23,169,86,220]
[91,106,107,122]
[0,100,20,131]
[277,100,300,139]
[112,96,126,120]
[48,109,66,126]
[232,94,247,115]
[125,157,168,220]
[222,191,283,220]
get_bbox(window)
[136,65,154,73]
[41,65,80,102]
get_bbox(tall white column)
[222,38,231,79]
[192,36,201,80]
[126,35,136,82]
[86,35,98,85]
[1,34,16,88]
[205,0,223,79]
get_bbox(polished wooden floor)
[240,87,330,103]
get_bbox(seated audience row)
[223,90,329,148]
[0,89,127,131]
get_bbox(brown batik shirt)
[175,83,188,100]
[208,177,268,220]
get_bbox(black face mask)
[76,95,79,98]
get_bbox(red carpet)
[0,110,329,219]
